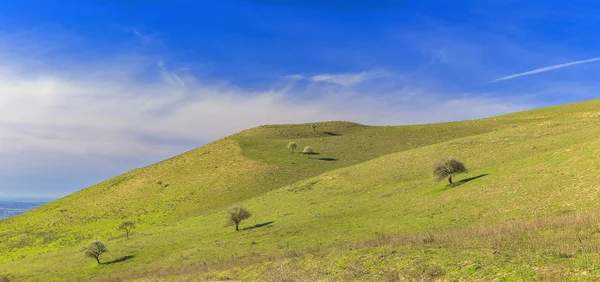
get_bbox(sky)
[1,0,599,200]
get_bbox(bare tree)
[81,241,108,264]
[228,206,252,231]
[287,142,298,153]
[432,158,468,185]
[118,221,136,239]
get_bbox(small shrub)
[228,207,252,231]
[302,146,314,155]
[81,240,108,264]
[118,221,135,239]
[432,158,468,185]
[287,142,298,153]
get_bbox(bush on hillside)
[228,206,252,231]
[287,142,298,153]
[81,240,108,264]
[118,221,136,239]
[432,158,468,185]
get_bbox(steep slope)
[3,99,600,280]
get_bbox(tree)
[287,142,298,153]
[432,158,468,185]
[118,221,135,239]
[302,146,315,158]
[81,240,108,264]
[228,206,252,231]
[311,123,317,132]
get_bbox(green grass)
[3,99,600,280]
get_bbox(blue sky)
[1,0,599,199]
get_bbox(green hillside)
[3,99,600,281]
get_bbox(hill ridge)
[3,99,600,280]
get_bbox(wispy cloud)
[491,57,600,82]
[308,71,387,86]
[123,28,162,46]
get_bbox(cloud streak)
[491,57,600,82]
[304,71,388,86]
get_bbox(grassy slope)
[3,99,600,280]
[0,117,509,279]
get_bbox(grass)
[198,212,600,281]
[3,99,600,280]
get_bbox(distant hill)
[3,99,600,281]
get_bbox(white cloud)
[124,28,149,39]
[309,71,387,86]
[123,28,163,46]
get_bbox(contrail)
[491,57,600,82]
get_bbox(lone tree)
[81,240,108,264]
[302,146,315,158]
[311,123,317,132]
[228,206,252,231]
[287,142,298,153]
[433,158,468,185]
[118,221,136,239]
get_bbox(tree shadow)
[318,157,338,161]
[433,174,489,193]
[302,152,320,155]
[456,174,489,185]
[103,255,135,265]
[242,221,274,231]
[323,131,342,136]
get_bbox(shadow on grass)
[432,174,489,193]
[103,255,135,265]
[456,174,489,185]
[318,157,338,161]
[323,131,342,136]
[242,221,274,231]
